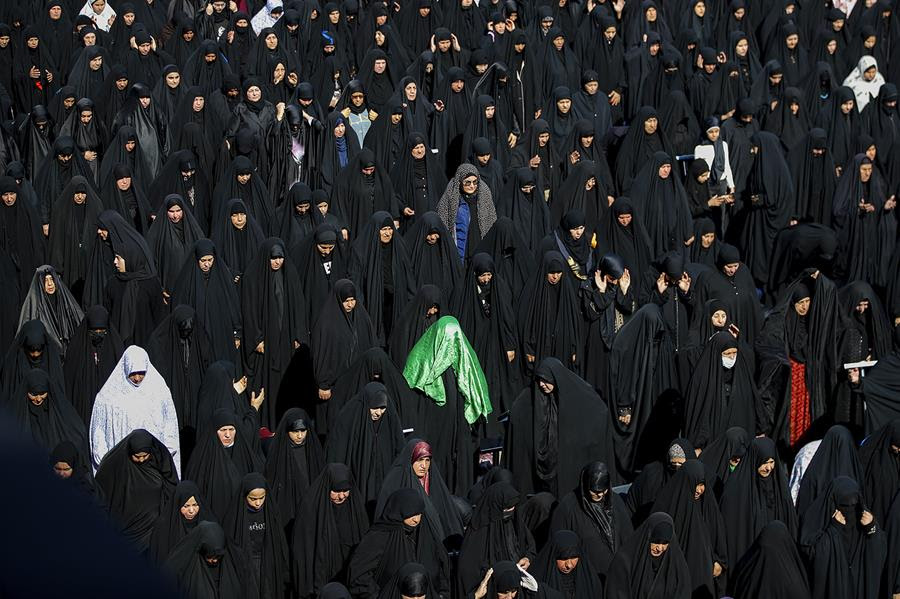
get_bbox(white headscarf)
[843,55,885,112]
[90,345,181,475]
[251,0,284,35]
[79,0,117,32]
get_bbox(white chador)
[90,345,181,475]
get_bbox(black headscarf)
[628,151,693,257]
[239,238,309,428]
[8,368,86,456]
[404,212,461,298]
[496,166,550,252]
[615,107,674,193]
[210,198,266,282]
[474,216,536,295]
[95,429,179,548]
[326,382,405,505]
[795,425,863,515]
[310,279,377,431]
[348,212,416,345]
[145,194,205,294]
[624,438,695,527]
[222,472,290,599]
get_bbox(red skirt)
[789,359,812,447]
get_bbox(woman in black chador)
[506,358,616,496]
[63,305,124,425]
[326,382,405,509]
[292,463,369,598]
[457,482,536,597]
[240,238,308,428]
[550,462,633,585]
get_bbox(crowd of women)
[2,0,900,597]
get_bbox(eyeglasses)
[462,179,478,187]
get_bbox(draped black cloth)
[457,482,536,595]
[6,368,87,455]
[348,212,415,345]
[727,520,811,599]
[222,473,291,599]
[326,382,405,506]
[95,429,179,549]
[239,238,308,428]
[348,486,451,599]
[170,239,242,363]
[506,358,616,496]
[605,512,692,599]
[450,253,521,421]
[795,425,863,516]
[149,480,215,563]
[63,305,124,424]
[516,251,581,371]
[164,520,260,599]
[292,463,370,598]
[263,407,325,526]
[146,305,213,434]
[310,279,376,432]
[145,194,206,294]
[650,459,728,599]
[682,331,758,450]
[531,529,603,599]
[185,409,265,521]
[550,462,634,582]
[718,437,797,567]
[798,476,887,599]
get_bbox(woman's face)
[374,30,386,45]
[785,33,799,49]
[617,213,632,227]
[334,122,346,137]
[43,274,56,295]
[405,82,417,101]
[246,85,261,102]
[192,96,205,112]
[757,458,775,477]
[736,38,748,56]
[180,496,200,520]
[89,55,103,70]
[273,62,286,80]
[265,33,278,49]
[863,66,877,81]
[711,309,727,328]
[701,232,715,248]
[116,176,132,191]
[694,1,705,16]
[649,542,668,557]
[826,39,838,53]
[841,99,855,114]
[91,0,106,14]
[556,557,579,574]
[411,143,427,159]
[413,456,431,478]
[789,101,800,115]
[657,163,672,179]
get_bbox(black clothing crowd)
[2,0,900,598]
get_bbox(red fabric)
[789,359,812,447]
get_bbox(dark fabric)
[264,407,325,525]
[63,305,124,424]
[185,409,265,521]
[798,476,887,599]
[222,473,290,599]
[531,529,603,599]
[605,512,692,599]
[149,480,215,563]
[506,358,616,496]
[292,463,370,598]
[650,459,728,599]
[718,437,797,567]
[727,520,811,599]
[457,482,536,595]
[347,486,451,599]
[795,425,863,516]
[95,429,179,548]
[550,462,634,581]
